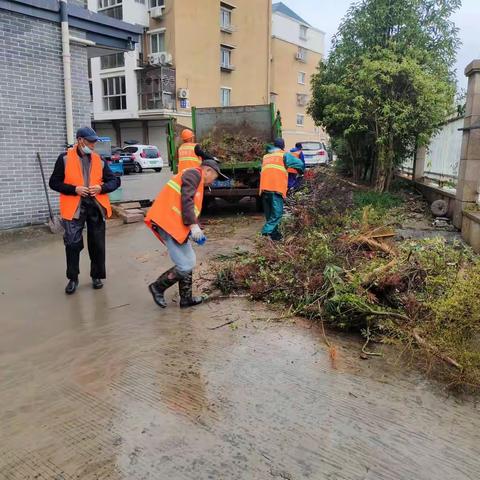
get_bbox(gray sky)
[280,0,479,90]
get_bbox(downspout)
[60,0,74,146]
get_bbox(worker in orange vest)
[259,138,304,241]
[145,159,227,308]
[49,127,120,294]
[177,129,214,173]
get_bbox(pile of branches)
[200,133,265,164]
[215,168,480,391]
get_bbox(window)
[220,8,232,29]
[220,47,232,69]
[135,0,145,3]
[300,25,308,40]
[296,47,307,62]
[220,87,231,107]
[102,76,127,110]
[98,0,122,19]
[150,0,164,6]
[298,72,306,84]
[296,94,308,107]
[150,32,165,54]
[100,52,125,70]
[296,114,305,126]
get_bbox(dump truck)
[167,104,282,210]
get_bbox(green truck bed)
[167,104,282,206]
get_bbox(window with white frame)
[103,76,127,111]
[150,32,165,54]
[298,71,306,84]
[220,8,232,29]
[296,114,305,126]
[299,25,308,40]
[297,47,307,62]
[220,47,232,68]
[150,0,164,6]
[100,52,124,70]
[98,0,122,20]
[296,94,308,107]
[220,88,231,107]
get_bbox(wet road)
[0,217,479,480]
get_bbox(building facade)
[88,0,271,159]
[0,0,141,229]
[271,2,325,148]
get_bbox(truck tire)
[255,196,264,213]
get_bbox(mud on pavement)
[0,211,479,480]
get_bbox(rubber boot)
[179,272,203,308]
[148,267,180,308]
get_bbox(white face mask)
[82,145,93,155]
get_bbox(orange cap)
[181,129,194,142]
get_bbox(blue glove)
[190,224,206,245]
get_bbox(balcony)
[137,66,176,113]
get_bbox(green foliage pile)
[308,0,461,191]
[215,169,480,391]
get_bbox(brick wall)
[0,11,91,229]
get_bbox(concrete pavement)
[0,216,479,479]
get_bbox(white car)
[121,145,164,173]
[301,141,330,167]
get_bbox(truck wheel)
[255,196,264,213]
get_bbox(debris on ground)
[213,167,480,392]
[200,133,265,164]
[112,200,151,224]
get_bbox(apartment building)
[271,2,326,148]
[88,0,271,157]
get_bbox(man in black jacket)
[49,127,120,294]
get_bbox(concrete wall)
[0,11,91,229]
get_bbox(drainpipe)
[60,0,74,146]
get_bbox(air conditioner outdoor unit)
[295,52,305,61]
[177,88,189,99]
[148,52,172,66]
[150,6,165,19]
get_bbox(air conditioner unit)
[177,88,189,99]
[148,52,172,66]
[150,6,165,19]
[295,52,305,61]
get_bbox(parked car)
[301,141,330,167]
[121,145,164,173]
[111,148,136,175]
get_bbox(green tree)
[309,0,461,191]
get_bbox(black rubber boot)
[179,272,203,308]
[148,267,180,308]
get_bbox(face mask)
[82,145,93,155]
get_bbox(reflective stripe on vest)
[145,167,204,244]
[59,147,112,220]
[259,152,288,198]
[178,142,201,173]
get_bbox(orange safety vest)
[288,150,301,174]
[259,151,288,198]
[178,142,202,173]
[59,147,112,220]
[145,167,204,244]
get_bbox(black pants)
[63,201,106,280]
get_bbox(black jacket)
[49,148,120,195]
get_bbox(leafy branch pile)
[215,169,480,391]
[200,133,265,165]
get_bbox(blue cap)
[76,126,99,142]
[274,137,285,150]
